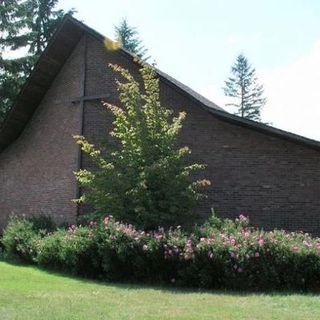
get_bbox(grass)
[0,261,320,320]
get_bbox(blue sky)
[60,0,320,140]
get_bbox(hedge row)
[2,214,320,291]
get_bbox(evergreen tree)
[114,18,149,60]
[223,54,266,122]
[0,0,73,122]
[75,63,210,229]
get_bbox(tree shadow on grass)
[1,256,319,298]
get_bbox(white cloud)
[199,42,320,142]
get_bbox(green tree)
[0,0,73,122]
[75,63,210,229]
[114,18,149,60]
[223,54,266,122]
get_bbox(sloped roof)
[1,14,320,152]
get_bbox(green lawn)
[0,261,320,320]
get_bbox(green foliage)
[27,214,56,231]
[114,18,149,60]
[1,215,54,261]
[223,54,266,122]
[35,226,100,275]
[75,64,210,229]
[4,214,320,291]
[0,0,74,123]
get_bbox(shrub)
[96,217,186,282]
[74,63,210,229]
[3,214,320,291]
[35,224,100,276]
[1,215,54,262]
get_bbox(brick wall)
[0,32,319,235]
[0,37,85,229]
[82,35,320,234]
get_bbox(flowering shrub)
[3,214,320,290]
[34,225,101,276]
[2,215,54,262]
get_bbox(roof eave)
[1,14,320,153]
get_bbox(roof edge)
[0,15,73,134]
[66,15,320,151]
[1,14,320,153]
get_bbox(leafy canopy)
[0,0,74,122]
[223,54,266,122]
[75,63,210,229]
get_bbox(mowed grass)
[0,261,320,320]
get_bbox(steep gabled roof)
[1,15,320,152]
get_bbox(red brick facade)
[1,20,319,234]
[0,37,85,227]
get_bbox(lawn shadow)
[1,257,319,298]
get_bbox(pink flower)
[89,221,97,227]
[104,216,110,226]
[154,233,163,241]
[230,238,236,246]
[291,246,299,253]
[255,252,260,258]
[68,224,76,232]
[303,240,312,248]
[258,238,264,246]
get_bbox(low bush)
[2,215,55,262]
[2,214,320,291]
[35,225,100,276]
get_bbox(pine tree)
[114,18,149,60]
[75,63,210,229]
[0,0,73,122]
[223,54,266,122]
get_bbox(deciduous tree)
[75,63,209,229]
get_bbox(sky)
[59,0,320,141]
